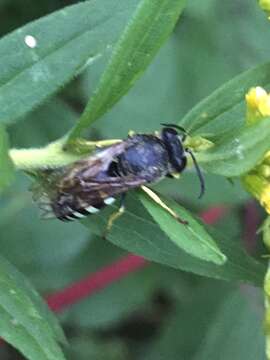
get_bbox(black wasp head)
[160,124,187,174]
[160,123,205,198]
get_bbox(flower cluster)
[246,87,270,124]
[244,84,270,359]
[242,87,270,216]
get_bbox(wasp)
[34,124,205,229]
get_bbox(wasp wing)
[52,174,148,220]
[62,141,128,180]
[33,140,147,220]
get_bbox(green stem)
[9,140,82,171]
[9,138,122,171]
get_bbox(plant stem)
[9,139,81,171]
[9,138,122,171]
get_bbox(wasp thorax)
[115,135,170,181]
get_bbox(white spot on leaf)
[24,35,37,48]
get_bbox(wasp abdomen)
[54,197,116,222]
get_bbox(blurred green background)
[0,0,269,358]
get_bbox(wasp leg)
[128,130,136,137]
[95,139,122,148]
[141,186,188,225]
[103,193,126,238]
[64,138,121,153]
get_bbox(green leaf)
[0,0,139,125]
[83,193,265,286]
[0,125,14,191]
[197,118,270,177]
[68,0,187,141]
[0,255,65,360]
[7,255,67,346]
[180,61,270,137]
[139,190,226,265]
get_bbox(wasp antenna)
[160,123,189,135]
[185,149,205,199]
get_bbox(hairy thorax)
[116,135,170,182]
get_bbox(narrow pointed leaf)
[180,61,270,136]
[139,190,226,265]
[0,255,65,360]
[83,194,264,286]
[197,118,270,176]
[68,0,187,140]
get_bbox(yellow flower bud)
[246,87,270,124]
[242,174,270,214]
[262,185,270,214]
[258,164,270,179]
[246,86,268,109]
[260,0,270,12]
[264,151,270,165]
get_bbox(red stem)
[46,254,147,312]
